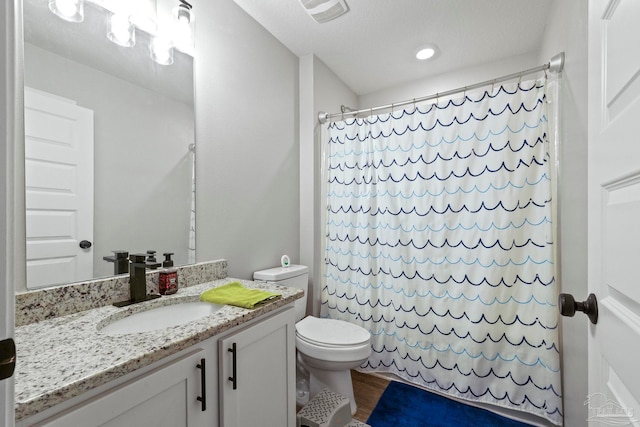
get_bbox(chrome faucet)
[113,253,162,307]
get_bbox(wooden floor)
[351,370,391,422]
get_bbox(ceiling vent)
[298,0,349,23]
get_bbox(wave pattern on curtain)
[322,79,561,425]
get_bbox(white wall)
[194,1,300,280]
[359,53,539,109]
[300,54,358,317]
[538,0,589,426]
[23,44,194,284]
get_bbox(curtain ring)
[491,79,495,95]
[436,93,439,106]
[391,103,395,114]
[463,86,467,99]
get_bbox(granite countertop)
[14,278,303,421]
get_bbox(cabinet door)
[34,348,211,427]
[219,307,296,427]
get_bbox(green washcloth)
[200,281,281,309]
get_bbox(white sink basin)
[99,301,223,335]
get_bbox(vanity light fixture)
[47,0,195,66]
[107,13,135,47]
[48,0,84,23]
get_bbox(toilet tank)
[253,265,308,321]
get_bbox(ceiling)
[232,0,554,96]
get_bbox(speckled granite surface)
[15,259,228,326]
[14,262,303,421]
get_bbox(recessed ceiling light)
[416,45,438,61]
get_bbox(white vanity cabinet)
[18,345,217,427]
[218,306,296,427]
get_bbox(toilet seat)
[295,316,371,362]
[296,316,370,346]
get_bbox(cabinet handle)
[0,338,16,381]
[228,343,237,390]
[196,358,206,411]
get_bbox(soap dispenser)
[159,252,178,295]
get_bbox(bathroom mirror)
[22,0,195,289]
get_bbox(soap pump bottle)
[159,252,178,295]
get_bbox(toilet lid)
[295,316,370,347]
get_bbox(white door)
[588,0,640,425]
[24,87,94,289]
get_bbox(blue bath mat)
[367,381,533,427]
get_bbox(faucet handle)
[103,250,129,262]
[145,251,160,269]
[146,250,157,262]
[129,253,162,269]
[129,253,147,263]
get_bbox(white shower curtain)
[321,78,562,425]
[188,144,196,264]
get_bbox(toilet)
[253,264,371,415]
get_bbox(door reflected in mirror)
[23,0,195,289]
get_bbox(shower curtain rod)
[318,52,565,124]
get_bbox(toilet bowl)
[253,264,372,414]
[295,316,372,415]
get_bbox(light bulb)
[416,47,436,60]
[107,14,135,47]
[49,0,84,22]
[173,1,193,25]
[172,4,193,47]
[177,8,191,24]
[55,0,77,17]
[150,36,174,65]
